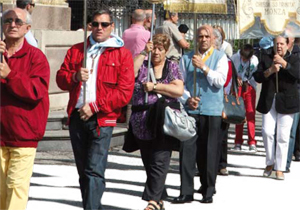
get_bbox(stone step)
[39,125,128,152]
[46,110,68,131]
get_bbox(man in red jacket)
[0,8,50,210]
[56,10,134,209]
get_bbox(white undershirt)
[75,47,105,108]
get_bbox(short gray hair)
[3,9,32,24]
[213,29,222,50]
[132,9,146,22]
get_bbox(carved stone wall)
[2,0,71,30]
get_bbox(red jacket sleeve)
[5,50,50,105]
[56,45,82,91]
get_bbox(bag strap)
[229,57,239,95]
[226,58,241,105]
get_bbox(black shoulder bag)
[222,59,246,124]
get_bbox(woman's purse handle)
[225,58,240,105]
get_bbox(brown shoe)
[263,165,273,177]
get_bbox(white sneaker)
[249,145,258,153]
[231,144,241,151]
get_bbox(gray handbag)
[148,67,197,141]
[164,103,197,141]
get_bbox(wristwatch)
[202,65,207,72]
[140,50,148,56]
[153,83,157,91]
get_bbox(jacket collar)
[6,39,31,58]
[85,36,118,52]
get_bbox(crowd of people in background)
[0,3,299,210]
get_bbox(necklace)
[90,48,101,74]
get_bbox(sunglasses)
[91,21,112,28]
[30,3,35,7]
[3,18,26,27]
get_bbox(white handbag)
[148,67,197,141]
[164,103,197,141]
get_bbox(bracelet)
[153,83,157,91]
[140,50,148,56]
[268,68,272,74]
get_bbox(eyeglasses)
[3,18,26,27]
[91,21,112,28]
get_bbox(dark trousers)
[219,122,229,170]
[179,135,197,195]
[137,139,173,202]
[69,111,113,210]
[179,115,222,198]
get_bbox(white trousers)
[262,98,295,171]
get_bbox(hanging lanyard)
[90,48,102,74]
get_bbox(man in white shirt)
[173,25,228,204]
[17,0,38,47]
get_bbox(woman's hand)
[270,63,281,73]
[273,54,287,68]
[143,82,155,92]
[264,63,281,78]
[145,41,153,54]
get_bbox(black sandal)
[159,201,165,210]
[144,202,160,210]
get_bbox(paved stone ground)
[29,133,300,210]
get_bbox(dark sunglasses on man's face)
[3,18,25,27]
[30,3,35,7]
[91,21,112,28]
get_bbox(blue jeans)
[69,111,113,210]
[286,112,300,170]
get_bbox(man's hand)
[187,97,200,110]
[78,104,93,121]
[76,67,89,82]
[0,57,11,79]
[0,41,11,79]
[185,42,190,49]
[0,41,6,54]
[192,55,205,69]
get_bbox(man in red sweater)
[56,10,134,209]
[0,8,50,210]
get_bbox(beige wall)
[33,30,90,110]
[2,1,71,31]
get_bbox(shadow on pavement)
[29,197,131,210]
[30,182,80,189]
[32,172,54,178]
[28,197,82,208]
